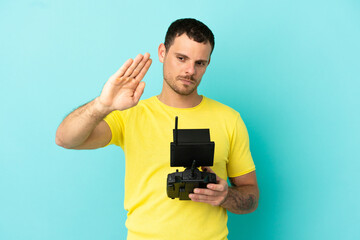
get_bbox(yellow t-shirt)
[104,96,255,240]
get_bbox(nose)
[185,62,196,75]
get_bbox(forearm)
[220,185,259,214]
[55,97,111,149]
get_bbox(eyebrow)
[175,52,209,64]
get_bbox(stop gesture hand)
[98,53,152,112]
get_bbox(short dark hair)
[164,18,215,54]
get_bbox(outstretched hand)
[189,167,229,206]
[98,53,152,112]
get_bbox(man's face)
[158,34,212,96]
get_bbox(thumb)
[133,81,145,102]
[201,166,221,182]
[201,166,214,173]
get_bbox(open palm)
[99,53,152,111]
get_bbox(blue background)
[1,0,359,239]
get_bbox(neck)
[157,89,203,108]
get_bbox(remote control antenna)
[174,116,178,145]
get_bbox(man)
[56,18,259,240]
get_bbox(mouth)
[178,77,195,85]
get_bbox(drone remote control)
[166,117,216,200]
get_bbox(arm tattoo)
[226,188,257,211]
[220,179,259,214]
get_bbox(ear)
[158,43,166,63]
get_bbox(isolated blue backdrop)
[1,0,359,239]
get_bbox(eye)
[196,61,206,66]
[177,56,184,61]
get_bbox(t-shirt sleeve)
[103,110,125,148]
[227,114,256,178]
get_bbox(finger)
[193,188,219,196]
[189,193,212,201]
[206,182,227,192]
[129,52,150,78]
[123,54,144,77]
[135,58,152,82]
[111,58,133,80]
[133,81,145,102]
[189,193,218,204]
[189,192,226,206]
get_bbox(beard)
[164,75,200,96]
